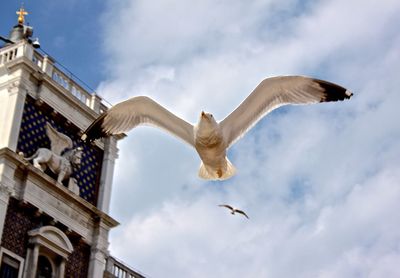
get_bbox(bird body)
[194,112,235,179]
[219,204,249,219]
[83,76,353,180]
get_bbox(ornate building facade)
[0,8,144,278]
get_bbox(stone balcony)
[0,41,106,115]
[104,256,146,278]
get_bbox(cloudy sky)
[2,0,400,277]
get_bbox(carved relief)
[7,81,20,94]
[24,122,82,193]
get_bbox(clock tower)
[0,7,144,278]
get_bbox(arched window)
[36,256,52,278]
[24,226,73,278]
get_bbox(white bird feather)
[83,75,353,180]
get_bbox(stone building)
[0,8,144,278]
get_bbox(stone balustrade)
[0,41,106,114]
[105,256,146,278]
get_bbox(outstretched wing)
[45,122,73,155]
[220,76,353,148]
[235,209,249,219]
[219,204,234,210]
[83,96,195,146]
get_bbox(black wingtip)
[316,79,354,102]
[81,113,108,142]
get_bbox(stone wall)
[1,198,40,258]
[1,197,91,277]
[65,239,91,278]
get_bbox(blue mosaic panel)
[17,97,103,206]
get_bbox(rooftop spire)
[16,4,28,24]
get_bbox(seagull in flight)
[219,204,249,219]
[82,75,353,180]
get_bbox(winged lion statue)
[24,122,83,186]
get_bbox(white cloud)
[97,0,400,277]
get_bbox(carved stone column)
[0,81,27,151]
[88,247,108,278]
[57,259,66,278]
[87,220,110,278]
[97,136,118,213]
[23,244,39,278]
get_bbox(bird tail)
[198,163,213,180]
[223,158,236,180]
[198,158,236,180]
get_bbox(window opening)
[0,253,20,278]
[35,256,53,278]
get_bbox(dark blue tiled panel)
[17,97,103,206]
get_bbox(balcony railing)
[0,43,21,64]
[0,41,106,114]
[104,256,146,278]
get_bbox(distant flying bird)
[219,204,249,219]
[82,75,353,180]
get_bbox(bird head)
[200,111,216,124]
[195,111,220,138]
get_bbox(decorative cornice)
[0,182,13,196]
[7,81,19,92]
[0,147,119,229]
